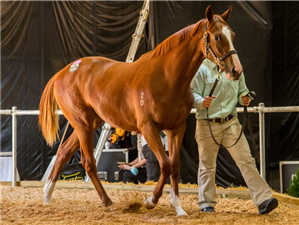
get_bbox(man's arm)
[190,72,205,110]
[237,73,250,106]
[191,70,216,109]
[118,157,146,170]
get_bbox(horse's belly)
[92,100,139,132]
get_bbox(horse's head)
[202,5,243,80]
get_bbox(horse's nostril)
[232,67,236,76]
[231,67,242,80]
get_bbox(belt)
[205,114,234,124]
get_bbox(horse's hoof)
[103,199,113,207]
[176,210,188,216]
[144,196,157,209]
[170,204,188,216]
[44,196,52,204]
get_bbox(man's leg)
[195,120,221,210]
[137,167,147,183]
[123,170,139,184]
[118,169,125,182]
[222,118,275,210]
[142,145,160,181]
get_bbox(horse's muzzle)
[231,67,242,80]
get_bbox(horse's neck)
[163,37,205,93]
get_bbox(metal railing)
[1,103,299,186]
[0,108,63,187]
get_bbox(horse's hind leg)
[44,131,80,204]
[68,111,112,206]
[78,130,112,206]
[44,116,103,204]
[165,123,187,216]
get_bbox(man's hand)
[203,96,216,108]
[242,94,251,106]
[118,164,131,170]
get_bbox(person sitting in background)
[118,132,167,184]
[141,134,162,182]
[118,156,147,184]
[109,128,132,149]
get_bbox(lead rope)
[206,106,246,149]
[206,75,260,163]
[206,72,245,149]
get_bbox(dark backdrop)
[1,1,299,189]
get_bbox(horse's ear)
[205,5,214,22]
[192,5,213,36]
[221,5,232,21]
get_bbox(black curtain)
[270,2,299,166]
[1,1,299,188]
[1,1,145,180]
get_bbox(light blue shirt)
[190,59,249,120]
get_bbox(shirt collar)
[204,58,218,70]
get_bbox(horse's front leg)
[140,123,171,209]
[166,123,188,216]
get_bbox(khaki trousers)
[195,117,272,209]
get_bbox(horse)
[39,5,242,216]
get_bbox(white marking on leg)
[144,195,157,209]
[170,188,187,216]
[43,179,56,204]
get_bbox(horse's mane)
[147,16,227,59]
[150,19,204,58]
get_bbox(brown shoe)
[258,198,278,214]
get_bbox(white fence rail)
[1,103,299,187]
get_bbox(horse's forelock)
[208,15,229,30]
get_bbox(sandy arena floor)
[1,184,298,225]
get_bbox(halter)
[203,22,237,73]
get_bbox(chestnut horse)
[39,5,242,216]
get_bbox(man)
[118,156,147,184]
[141,135,160,182]
[141,132,167,182]
[190,58,278,214]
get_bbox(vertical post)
[259,103,266,180]
[125,150,129,163]
[85,122,111,183]
[125,0,150,63]
[12,106,17,187]
[137,133,142,161]
[94,123,112,166]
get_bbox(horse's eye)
[214,36,219,41]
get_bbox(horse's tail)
[39,75,60,147]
